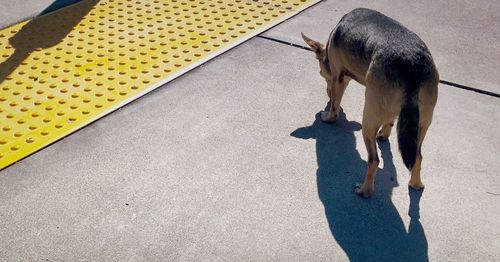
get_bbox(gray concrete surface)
[1,38,500,261]
[262,0,500,94]
[0,0,81,29]
[2,0,500,261]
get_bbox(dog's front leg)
[320,104,338,123]
[321,79,348,123]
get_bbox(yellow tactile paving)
[0,0,320,169]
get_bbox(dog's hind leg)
[408,121,430,190]
[355,88,382,198]
[409,82,437,190]
[356,118,380,198]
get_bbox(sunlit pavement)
[1,1,499,260]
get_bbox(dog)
[302,8,438,198]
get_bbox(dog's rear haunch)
[302,8,438,198]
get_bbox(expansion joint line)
[257,35,500,98]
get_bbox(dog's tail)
[397,82,420,170]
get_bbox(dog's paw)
[320,111,337,123]
[376,130,389,141]
[408,182,425,191]
[355,183,374,198]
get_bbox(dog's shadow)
[291,107,428,262]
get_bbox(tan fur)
[302,33,438,198]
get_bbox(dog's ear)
[301,32,324,55]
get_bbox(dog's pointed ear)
[301,32,324,55]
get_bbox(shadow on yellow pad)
[0,0,320,169]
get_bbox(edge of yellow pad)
[1,0,322,170]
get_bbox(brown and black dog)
[302,8,438,198]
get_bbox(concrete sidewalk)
[1,0,500,261]
[0,0,81,29]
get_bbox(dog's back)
[331,8,438,89]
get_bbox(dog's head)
[301,33,333,95]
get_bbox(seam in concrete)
[257,35,500,99]
[438,80,500,98]
[258,35,312,51]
